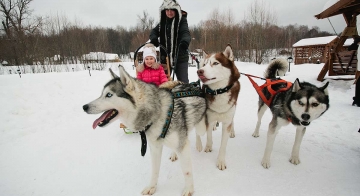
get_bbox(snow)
[292,35,354,47]
[0,61,359,196]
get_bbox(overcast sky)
[30,0,347,34]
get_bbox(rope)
[327,18,338,36]
[239,72,266,80]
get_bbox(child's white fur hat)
[136,43,160,73]
[143,43,157,62]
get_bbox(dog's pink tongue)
[92,120,100,129]
[199,75,208,82]
[92,111,111,129]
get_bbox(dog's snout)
[301,113,310,121]
[83,104,89,112]
[197,69,204,75]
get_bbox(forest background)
[0,0,335,66]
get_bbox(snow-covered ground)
[0,61,359,196]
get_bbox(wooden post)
[317,60,329,81]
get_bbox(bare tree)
[244,0,277,64]
[0,0,43,65]
[131,10,155,49]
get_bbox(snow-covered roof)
[293,36,354,47]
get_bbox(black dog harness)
[140,81,203,156]
[139,124,152,156]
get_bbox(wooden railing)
[329,50,358,76]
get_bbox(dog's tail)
[264,58,289,79]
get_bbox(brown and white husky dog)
[196,45,241,170]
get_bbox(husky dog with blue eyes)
[83,65,207,195]
[252,60,330,169]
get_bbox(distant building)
[293,36,353,65]
[82,52,121,63]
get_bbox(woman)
[149,0,191,83]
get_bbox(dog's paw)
[261,158,271,169]
[204,145,212,153]
[141,186,156,195]
[289,156,301,165]
[252,131,260,138]
[216,159,227,170]
[169,152,178,162]
[229,130,235,138]
[181,186,194,196]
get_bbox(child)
[120,44,168,131]
[136,43,168,86]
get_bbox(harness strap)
[264,79,292,96]
[159,97,174,138]
[139,123,152,156]
[247,76,271,106]
[160,82,204,139]
[173,90,203,98]
[247,76,292,107]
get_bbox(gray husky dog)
[252,60,330,168]
[83,66,206,195]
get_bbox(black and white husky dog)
[83,66,207,195]
[252,60,330,168]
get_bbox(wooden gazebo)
[293,36,352,65]
[315,0,360,81]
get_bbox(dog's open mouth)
[300,121,310,126]
[92,109,118,129]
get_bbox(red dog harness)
[247,76,292,107]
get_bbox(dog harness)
[139,81,203,156]
[160,81,203,138]
[246,75,292,107]
[139,124,152,156]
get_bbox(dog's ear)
[223,44,234,61]
[109,68,119,79]
[319,81,329,95]
[202,50,208,58]
[200,51,209,68]
[292,78,301,92]
[118,65,135,91]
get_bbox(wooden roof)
[315,0,360,19]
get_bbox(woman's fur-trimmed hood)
[159,0,182,19]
